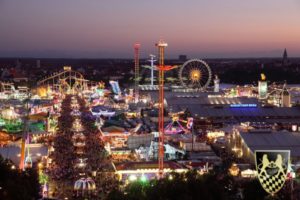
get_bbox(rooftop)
[114,161,186,171]
[240,131,300,158]
[172,106,300,119]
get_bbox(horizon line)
[0,56,298,60]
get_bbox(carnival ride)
[0,108,23,133]
[71,109,81,117]
[71,110,86,154]
[134,43,141,103]
[0,82,16,94]
[148,139,185,161]
[29,122,45,132]
[264,82,291,106]
[91,106,116,117]
[91,82,106,97]
[267,82,288,96]
[37,67,95,95]
[1,120,23,133]
[142,54,157,86]
[75,158,88,169]
[74,177,96,197]
[72,118,84,132]
[267,88,286,100]
[109,80,121,95]
[129,123,143,134]
[178,59,212,90]
[156,39,178,178]
[164,115,192,135]
[164,121,185,135]
[24,134,33,169]
[0,82,29,99]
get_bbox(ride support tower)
[156,40,176,178]
[134,43,140,103]
[148,54,156,86]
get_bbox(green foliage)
[108,171,229,200]
[107,171,295,200]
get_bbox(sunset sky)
[0,0,300,58]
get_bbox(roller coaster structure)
[37,67,95,95]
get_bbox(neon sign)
[230,104,257,108]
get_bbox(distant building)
[143,90,300,126]
[214,75,220,93]
[1,68,10,79]
[127,134,154,150]
[283,48,289,66]
[36,60,41,68]
[258,74,267,99]
[230,130,300,164]
[178,55,187,62]
[281,85,291,107]
[16,59,21,69]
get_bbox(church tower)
[283,48,289,66]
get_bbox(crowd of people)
[45,95,119,199]
[48,96,77,181]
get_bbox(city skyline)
[0,0,300,58]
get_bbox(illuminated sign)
[230,104,257,108]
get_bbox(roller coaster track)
[37,69,97,95]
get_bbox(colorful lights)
[38,162,43,169]
[189,69,201,83]
[128,175,137,182]
[127,174,149,183]
[229,104,257,108]
[261,73,266,81]
[140,175,147,183]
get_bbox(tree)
[0,155,40,200]
[108,171,229,200]
[243,179,268,200]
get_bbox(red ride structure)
[134,43,140,103]
[155,40,176,178]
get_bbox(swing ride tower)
[156,40,176,178]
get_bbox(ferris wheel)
[178,59,212,90]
